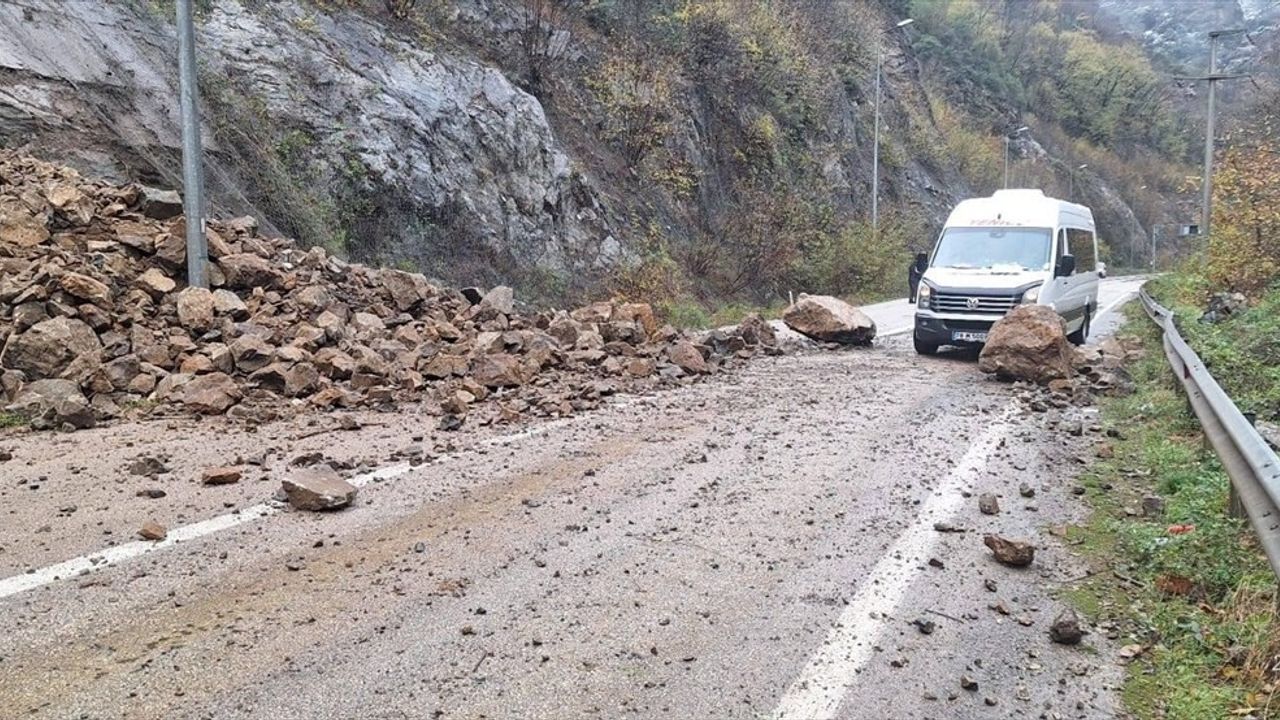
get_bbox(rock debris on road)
[0,279,1145,719]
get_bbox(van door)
[1068,227,1100,314]
[1055,228,1097,331]
[1043,228,1071,313]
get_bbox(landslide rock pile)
[979,304,1143,402]
[0,154,777,431]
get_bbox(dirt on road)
[0,327,1132,720]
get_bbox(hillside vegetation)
[2,0,1198,318]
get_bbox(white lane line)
[0,461,418,601]
[0,396,657,602]
[880,324,912,338]
[1096,289,1137,321]
[771,407,1017,720]
[0,503,277,599]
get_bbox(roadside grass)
[1062,303,1279,720]
[0,412,26,430]
[1148,271,1280,421]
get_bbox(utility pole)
[1176,28,1249,242]
[1004,126,1028,190]
[872,51,882,231]
[177,0,209,288]
[872,18,913,231]
[1068,163,1087,200]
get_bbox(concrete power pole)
[871,18,913,231]
[1003,126,1028,190]
[177,0,209,288]
[1177,29,1249,242]
[872,50,882,231]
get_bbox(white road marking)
[0,461,419,601]
[1096,290,1137,323]
[771,407,1017,720]
[880,325,912,338]
[0,396,654,602]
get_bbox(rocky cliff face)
[1098,0,1280,75]
[0,0,618,295]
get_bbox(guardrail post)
[1229,412,1260,519]
[1229,485,1246,519]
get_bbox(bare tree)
[521,0,574,97]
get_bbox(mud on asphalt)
[0,332,1123,719]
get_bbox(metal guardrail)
[1139,285,1280,578]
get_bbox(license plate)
[952,331,988,343]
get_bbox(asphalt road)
[0,277,1144,719]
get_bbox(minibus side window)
[1067,228,1096,272]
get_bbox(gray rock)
[0,317,101,378]
[1049,608,1084,644]
[6,378,96,429]
[782,295,876,345]
[282,466,358,511]
[978,493,1000,515]
[136,185,184,219]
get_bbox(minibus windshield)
[932,227,1052,271]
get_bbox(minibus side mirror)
[1055,254,1076,278]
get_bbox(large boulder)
[471,353,524,388]
[219,253,282,289]
[180,372,241,414]
[737,313,777,348]
[668,340,710,374]
[0,317,101,378]
[136,185,184,220]
[0,200,49,247]
[176,287,216,332]
[6,379,96,429]
[59,272,112,306]
[978,305,1073,384]
[782,295,876,345]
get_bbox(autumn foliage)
[1209,97,1280,296]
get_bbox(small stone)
[130,459,169,479]
[978,493,1000,515]
[139,521,167,540]
[960,675,978,691]
[983,534,1035,567]
[1049,608,1084,645]
[1019,483,1035,498]
[1141,495,1165,517]
[912,618,936,635]
[202,466,242,485]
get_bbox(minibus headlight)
[1020,284,1042,305]
[917,283,933,309]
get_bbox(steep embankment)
[0,0,1187,307]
